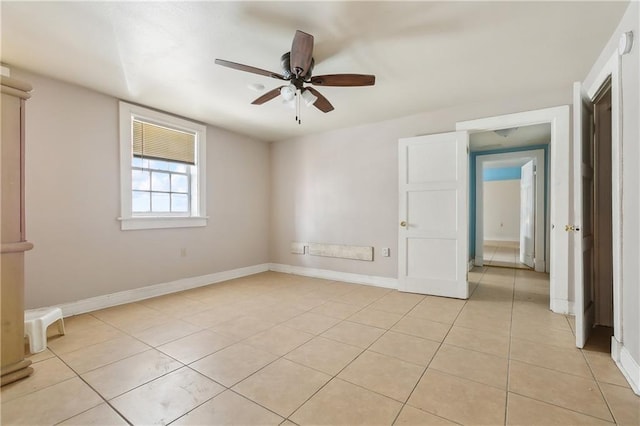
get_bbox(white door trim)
[584,52,624,352]
[475,150,545,272]
[456,106,570,314]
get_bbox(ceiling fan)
[215,30,375,123]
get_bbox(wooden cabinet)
[1,76,34,386]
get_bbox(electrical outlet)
[382,247,390,257]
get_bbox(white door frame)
[583,52,623,361]
[457,106,570,314]
[475,150,546,272]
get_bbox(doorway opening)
[469,125,549,273]
[457,106,570,314]
[584,79,614,352]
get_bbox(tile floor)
[1,268,638,425]
[483,241,531,270]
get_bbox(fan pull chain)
[295,89,301,124]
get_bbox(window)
[119,102,207,230]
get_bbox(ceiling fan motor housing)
[280,52,314,80]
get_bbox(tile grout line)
[578,345,619,423]
[389,284,473,425]
[504,267,517,426]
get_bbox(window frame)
[119,101,207,230]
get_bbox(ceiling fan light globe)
[301,89,318,106]
[280,85,296,101]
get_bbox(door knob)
[400,221,407,227]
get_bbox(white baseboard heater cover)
[307,243,373,261]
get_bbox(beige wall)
[483,180,520,242]
[583,1,640,370]
[270,88,570,278]
[17,70,270,308]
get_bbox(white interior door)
[519,160,535,268]
[573,81,595,348]
[398,131,469,299]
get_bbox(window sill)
[118,216,208,231]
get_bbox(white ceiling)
[470,123,551,152]
[1,1,628,142]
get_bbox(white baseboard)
[269,263,398,289]
[54,263,397,317]
[57,263,270,317]
[613,338,640,395]
[550,298,571,315]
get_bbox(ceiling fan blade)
[290,30,314,77]
[310,74,376,87]
[306,87,334,113]
[215,59,286,80]
[251,86,284,105]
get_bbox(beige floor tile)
[333,287,389,308]
[311,301,363,319]
[181,305,244,328]
[469,287,514,304]
[369,330,440,366]
[290,378,402,426]
[454,305,511,335]
[58,335,150,373]
[52,314,104,334]
[367,291,424,315]
[244,324,314,356]
[509,360,613,422]
[338,350,424,402]
[172,390,283,425]
[281,311,341,335]
[407,295,465,325]
[584,350,632,387]
[47,322,124,355]
[347,306,403,329]
[1,357,76,402]
[93,304,170,334]
[0,377,102,426]
[511,307,573,333]
[511,321,580,349]
[600,382,640,425]
[394,404,457,425]
[321,320,385,348]
[131,319,202,347]
[190,342,278,387]
[233,358,331,417]
[250,304,306,324]
[81,349,182,400]
[430,344,508,389]
[444,325,510,357]
[157,329,236,364]
[58,402,129,425]
[25,347,55,363]
[211,315,278,339]
[510,337,592,378]
[138,293,211,317]
[284,336,363,375]
[284,295,328,311]
[506,392,614,425]
[111,367,224,425]
[408,369,506,425]
[391,316,451,342]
